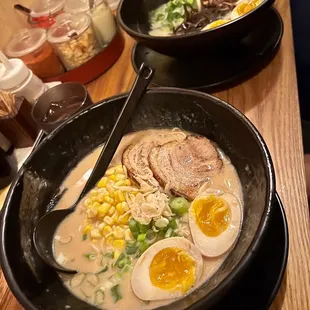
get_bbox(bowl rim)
[0,87,275,310]
[116,0,274,41]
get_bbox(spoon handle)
[14,4,32,15]
[78,63,154,199]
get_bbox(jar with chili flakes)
[47,13,100,70]
[28,0,66,30]
[6,28,64,79]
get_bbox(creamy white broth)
[53,129,243,310]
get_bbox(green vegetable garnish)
[138,223,150,234]
[114,253,131,269]
[83,253,96,260]
[165,228,174,238]
[170,197,190,215]
[146,229,157,244]
[122,264,133,273]
[104,252,114,259]
[97,265,108,274]
[126,241,139,255]
[111,284,122,303]
[137,233,146,242]
[82,234,87,241]
[129,218,139,239]
[169,218,178,230]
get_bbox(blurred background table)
[1,0,310,309]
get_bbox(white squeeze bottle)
[0,51,46,104]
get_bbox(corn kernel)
[115,180,125,187]
[113,227,124,239]
[90,189,98,196]
[112,210,119,222]
[106,168,115,176]
[83,198,91,207]
[97,177,108,188]
[104,216,114,225]
[98,203,111,216]
[104,195,114,204]
[115,190,125,203]
[116,203,124,215]
[91,202,101,209]
[98,188,109,195]
[98,223,106,231]
[108,206,116,216]
[113,239,125,250]
[119,213,130,225]
[122,201,129,212]
[103,225,112,235]
[106,182,114,195]
[124,179,131,186]
[115,166,124,174]
[86,209,96,218]
[90,229,102,239]
[106,236,114,246]
[96,193,105,203]
[109,175,117,182]
[114,250,121,260]
[116,174,126,181]
[83,225,92,233]
[124,228,134,241]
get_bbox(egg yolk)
[237,0,262,16]
[193,195,231,237]
[207,20,230,30]
[149,247,196,293]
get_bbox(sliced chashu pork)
[122,130,186,187]
[148,135,223,200]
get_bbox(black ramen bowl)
[0,88,275,310]
[117,0,276,56]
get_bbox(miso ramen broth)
[53,129,243,310]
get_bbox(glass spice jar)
[5,29,64,79]
[47,13,100,70]
[28,0,66,29]
[64,0,116,47]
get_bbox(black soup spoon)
[33,64,154,274]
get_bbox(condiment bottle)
[47,13,100,70]
[64,0,116,47]
[28,0,66,29]
[6,29,64,79]
[0,58,46,104]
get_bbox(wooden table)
[1,1,310,309]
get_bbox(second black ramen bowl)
[117,0,275,57]
[0,88,275,310]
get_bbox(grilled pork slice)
[148,135,223,200]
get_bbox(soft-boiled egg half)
[189,192,242,257]
[231,0,263,20]
[131,237,203,300]
[202,19,230,31]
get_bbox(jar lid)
[6,29,47,58]
[31,0,66,18]
[0,59,29,90]
[47,13,91,44]
[64,0,107,14]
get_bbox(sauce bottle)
[6,28,64,79]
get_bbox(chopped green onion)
[129,218,139,239]
[137,223,150,234]
[122,264,133,273]
[146,229,157,244]
[140,240,149,253]
[97,265,108,274]
[169,218,178,230]
[126,242,138,255]
[82,234,87,241]
[165,228,174,238]
[95,290,105,305]
[169,197,190,215]
[137,233,146,242]
[114,253,131,269]
[111,284,122,303]
[104,251,114,259]
[84,253,96,260]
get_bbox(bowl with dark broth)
[0,88,275,310]
[117,0,275,56]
